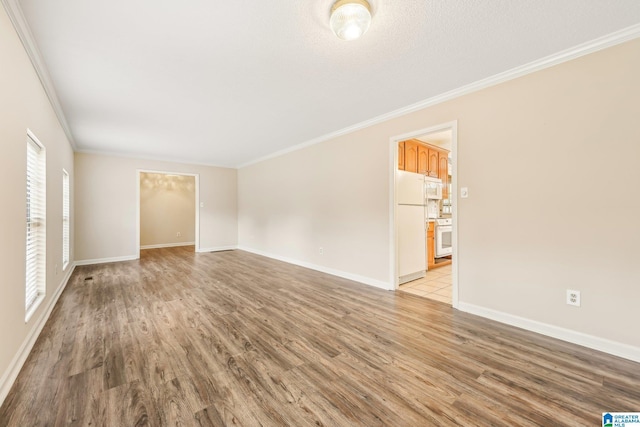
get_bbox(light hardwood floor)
[1,247,639,426]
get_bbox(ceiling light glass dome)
[330,0,372,41]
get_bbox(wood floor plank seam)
[1,246,638,426]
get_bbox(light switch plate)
[460,187,469,198]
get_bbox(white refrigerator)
[397,170,426,284]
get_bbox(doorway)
[391,121,458,307]
[136,170,200,258]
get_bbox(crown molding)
[74,147,235,170]
[238,23,640,169]
[2,0,76,149]
[3,0,638,168]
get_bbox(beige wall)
[239,38,640,349]
[140,173,196,247]
[238,128,391,287]
[75,153,237,261]
[0,4,74,397]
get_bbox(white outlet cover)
[460,187,469,198]
[566,289,581,307]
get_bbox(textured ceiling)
[14,0,640,167]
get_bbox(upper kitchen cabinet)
[438,152,449,199]
[428,149,439,178]
[404,140,419,173]
[417,144,429,175]
[398,139,449,183]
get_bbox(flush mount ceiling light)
[330,0,372,41]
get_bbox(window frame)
[25,130,46,322]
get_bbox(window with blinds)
[26,132,46,320]
[62,169,70,269]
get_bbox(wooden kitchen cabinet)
[426,221,435,269]
[417,144,429,174]
[438,151,449,199]
[427,149,439,178]
[398,140,449,185]
[404,140,418,173]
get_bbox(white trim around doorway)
[389,121,459,308]
[136,169,200,258]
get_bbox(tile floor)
[399,263,452,304]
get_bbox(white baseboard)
[140,242,195,250]
[457,302,640,363]
[197,245,237,253]
[237,245,392,290]
[0,263,76,407]
[74,255,138,266]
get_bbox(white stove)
[435,218,452,258]
[435,218,452,226]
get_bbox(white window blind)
[62,169,70,269]
[26,133,46,318]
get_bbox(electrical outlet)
[176,232,181,237]
[566,290,581,307]
[319,247,323,255]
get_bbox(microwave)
[425,177,442,200]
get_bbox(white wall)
[75,153,237,261]
[140,173,196,248]
[0,4,75,402]
[239,38,640,354]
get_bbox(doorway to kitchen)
[392,121,458,307]
[136,170,200,258]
